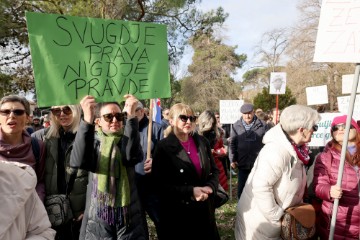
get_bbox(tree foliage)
[0,0,228,95]
[180,34,246,112]
[253,87,296,112]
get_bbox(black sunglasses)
[179,115,197,123]
[51,106,72,116]
[102,112,126,123]
[0,109,26,116]
[332,124,354,132]
[312,125,318,132]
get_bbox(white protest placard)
[337,95,360,120]
[306,85,329,105]
[269,72,286,94]
[309,113,340,147]
[313,1,360,63]
[219,100,244,124]
[342,74,360,94]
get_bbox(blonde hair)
[164,103,195,138]
[45,104,82,138]
[197,110,219,139]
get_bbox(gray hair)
[46,104,82,138]
[280,105,321,135]
[0,95,31,115]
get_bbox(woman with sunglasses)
[234,105,320,239]
[152,103,220,240]
[31,103,88,239]
[71,94,148,239]
[0,95,46,201]
[313,115,360,239]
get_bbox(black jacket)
[70,119,148,240]
[152,132,220,240]
[229,117,268,169]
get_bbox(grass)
[147,177,238,240]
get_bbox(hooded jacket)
[0,161,55,240]
[235,124,307,239]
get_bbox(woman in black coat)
[152,103,220,240]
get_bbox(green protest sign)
[26,12,171,107]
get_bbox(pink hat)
[331,115,360,132]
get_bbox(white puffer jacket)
[0,161,55,240]
[235,124,307,240]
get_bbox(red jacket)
[314,143,360,240]
[213,139,228,191]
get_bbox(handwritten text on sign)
[26,12,170,107]
[219,100,244,124]
[314,0,360,63]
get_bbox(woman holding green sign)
[71,94,148,239]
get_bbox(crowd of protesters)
[0,94,359,240]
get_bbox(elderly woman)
[314,115,360,239]
[0,95,46,201]
[235,105,321,239]
[32,103,88,239]
[152,103,220,240]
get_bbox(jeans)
[237,169,251,199]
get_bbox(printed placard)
[219,100,244,124]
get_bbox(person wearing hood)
[234,105,320,239]
[0,160,55,240]
[313,115,360,239]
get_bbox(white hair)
[280,105,321,134]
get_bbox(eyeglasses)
[312,125,318,132]
[179,115,197,123]
[0,109,26,116]
[51,106,72,116]
[331,124,354,132]
[102,112,126,123]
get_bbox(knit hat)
[331,115,360,132]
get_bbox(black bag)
[45,194,73,226]
[214,184,229,208]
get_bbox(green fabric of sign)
[26,12,171,107]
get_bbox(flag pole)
[329,63,360,240]
[147,99,154,159]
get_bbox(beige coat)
[0,161,55,240]
[235,124,307,240]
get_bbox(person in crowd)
[215,112,231,176]
[313,115,360,239]
[0,95,46,201]
[235,105,321,239]
[197,110,228,191]
[32,116,44,131]
[71,94,148,239]
[160,108,170,129]
[134,101,163,238]
[229,103,268,198]
[152,103,220,240]
[25,115,35,134]
[0,160,56,239]
[255,108,263,118]
[42,114,51,128]
[32,104,88,239]
[143,107,150,117]
[271,107,281,126]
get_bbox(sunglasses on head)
[50,106,72,116]
[102,112,126,123]
[312,125,318,132]
[179,115,197,123]
[0,109,26,116]
[332,124,354,132]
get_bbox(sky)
[178,0,300,81]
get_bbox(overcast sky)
[178,0,300,81]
